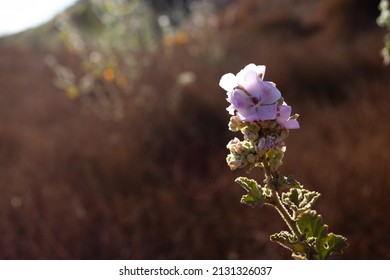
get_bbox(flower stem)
[270,189,301,238]
[262,160,301,239]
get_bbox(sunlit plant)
[220,64,348,259]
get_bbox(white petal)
[226,104,235,115]
[255,65,266,79]
[236,64,266,84]
[243,63,257,72]
[235,69,247,85]
[219,73,237,91]
[245,64,265,77]
[236,64,254,83]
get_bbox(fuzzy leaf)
[297,210,327,238]
[282,188,320,219]
[235,177,264,207]
[318,233,349,260]
[283,176,301,189]
[297,210,348,259]
[270,231,309,259]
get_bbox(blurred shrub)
[46,0,226,120]
[377,0,390,64]
[46,0,161,119]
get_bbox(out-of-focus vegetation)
[0,0,389,259]
[45,0,223,120]
[378,0,390,64]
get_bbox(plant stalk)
[262,160,301,239]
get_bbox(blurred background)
[0,0,389,259]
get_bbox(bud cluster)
[226,116,288,171]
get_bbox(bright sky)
[0,0,78,37]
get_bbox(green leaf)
[296,210,348,259]
[282,188,320,219]
[235,177,264,207]
[270,231,309,259]
[297,210,327,239]
[282,176,301,189]
[240,194,260,206]
[265,148,284,172]
[317,233,349,260]
[235,177,259,193]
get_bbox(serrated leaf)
[297,210,327,239]
[235,177,259,193]
[270,231,309,259]
[317,233,348,260]
[284,176,301,188]
[261,187,272,198]
[282,188,320,219]
[297,210,348,259]
[235,177,264,207]
[240,194,261,207]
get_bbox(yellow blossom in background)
[66,86,79,99]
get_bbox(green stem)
[270,189,301,238]
[262,160,302,239]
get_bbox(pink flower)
[276,103,300,129]
[219,64,281,122]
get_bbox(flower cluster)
[220,64,299,171]
[219,64,299,128]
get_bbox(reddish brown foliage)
[0,0,389,259]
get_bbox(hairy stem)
[270,189,301,238]
[262,160,301,239]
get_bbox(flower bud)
[258,136,276,152]
[226,154,247,170]
[246,154,257,163]
[241,122,260,141]
[228,116,243,132]
[226,137,243,154]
